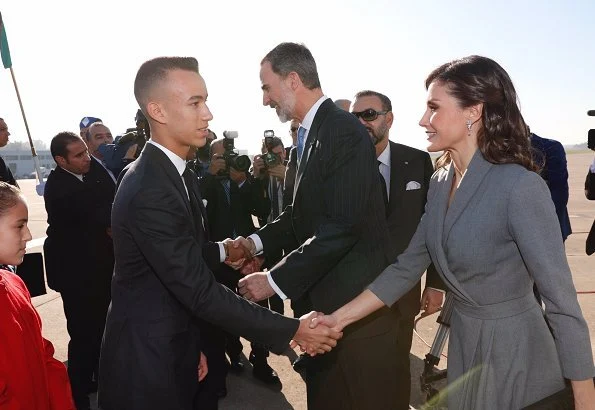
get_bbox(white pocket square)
[202,199,208,207]
[405,181,422,191]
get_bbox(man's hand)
[240,256,264,276]
[229,167,247,185]
[252,155,266,179]
[420,288,444,317]
[238,272,274,302]
[290,311,343,356]
[267,164,287,181]
[208,154,226,176]
[198,352,208,382]
[230,236,256,256]
[222,238,252,270]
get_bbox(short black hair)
[50,132,82,160]
[353,90,392,112]
[134,57,199,113]
[262,43,321,90]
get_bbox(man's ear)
[287,71,302,91]
[55,155,67,168]
[146,101,166,125]
[386,111,394,129]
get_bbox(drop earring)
[466,119,472,136]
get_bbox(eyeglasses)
[351,108,389,122]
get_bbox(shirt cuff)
[247,233,264,254]
[590,157,595,173]
[218,243,226,263]
[267,272,288,300]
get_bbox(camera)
[217,130,251,177]
[262,130,282,169]
[97,110,150,176]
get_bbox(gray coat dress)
[369,150,594,409]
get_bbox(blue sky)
[1,0,594,153]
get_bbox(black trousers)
[61,284,111,407]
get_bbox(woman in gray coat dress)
[313,56,595,409]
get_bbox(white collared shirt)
[148,140,226,262]
[377,143,391,200]
[62,167,84,182]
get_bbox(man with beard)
[236,43,399,409]
[351,90,445,409]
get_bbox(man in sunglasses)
[236,42,399,409]
[351,90,445,409]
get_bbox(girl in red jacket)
[0,181,74,410]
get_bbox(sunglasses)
[351,108,389,122]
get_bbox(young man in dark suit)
[237,43,401,409]
[43,132,115,409]
[97,56,340,410]
[351,90,445,409]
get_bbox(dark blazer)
[258,99,394,337]
[586,169,595,255]
[385,142,444,318]
[530,133,572,240]
[198,173,270,241]
[43,160,114,292]
[0,155,17,186]
[98,143,299,410]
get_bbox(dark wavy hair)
[426,56,536,171]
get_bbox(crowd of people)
[0,41,593,410]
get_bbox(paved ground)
[22,151,595,410]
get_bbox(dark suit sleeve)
[420,154,446,291]
[243,176,270,221]
[264,128,375,300]
[586,168,595,200]
[129,186,298,353]
[544,141,570,218]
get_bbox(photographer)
[196,137,278,403]
[187,129,217,178]
[98,110,149,177]
[253,133,288,223]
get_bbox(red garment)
[0,269,75,410]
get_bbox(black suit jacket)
[43,160,114,292]
[0,155,17,186]
[258,99,394,339]
[384,142,444,318]
[586,169,595,255]
[530,133,572,240]
[98,143,298,410]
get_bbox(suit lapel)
[144,144,194,225]
[387,142,406,216]
[443,150,493,243]
[293,99,331,200]
[430,165,477,304]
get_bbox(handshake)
[221,237,344,356]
